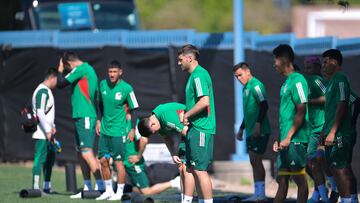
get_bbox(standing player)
[272,44,310,203]
[31,68,58,193]
[321,49,355,203]
[137,102,195,203]
[95,61,139,200]
[57,52,104,197]
[233,62,270,201]
[178,44,216,203]
[303,56,329,203]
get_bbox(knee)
[140,188,151,195]
[99,157,109,167]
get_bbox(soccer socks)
[32,175,40,189]
[204,199,213,203]
[341,198,352,203]
[116,183,124,194]
[83,179,92,191]
[255,181,265,197]
[318,184,329,201]
[311,189,320,201]
[351,194,359,203]
[104,179,113,192]
[183,195,193,203]
[43,181,51,190]
[327,176,338,192]
[96,179,104,191]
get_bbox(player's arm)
[236,120,245,141]
[309,79,326,105]
[163,135,182,165]
[351,93,360,126]
[128,131,148,164]
[253,84,269,138]
[57,58,70,88]
[35,89,53,141]
[95,88,103,136]
[126,88,140,138]
[184,96,209,123]
[308,96,325,105]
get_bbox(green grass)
[0,164,102,203]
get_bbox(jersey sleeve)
[134,119,142,141]
[192,74,210,98]
[35,88,49,111]
[251,83,267,103]
[291,79,308,105]
[313,78,326,96]
[126,86,139,109]
[164,111,185,133]
[350,90,359,104]
[335,78,350,103]
[65,66,84,84]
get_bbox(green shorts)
[74,117,96,150]
[278,142,307,173]
[325,133,352,169]
[178,137,186,163]
[307,132,323,160]
[246,134,269,154]
[98,134,126,161]
[185,127,213,171]
[124,161,149,189]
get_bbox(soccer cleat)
[96,190,114,200]
[107,192,123,201]
[329,191,339,203]
[70,191,82,199]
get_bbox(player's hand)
[279,137,291,150]
[95,120,101,136]
[58,58,64,73]
[46,132,52,142]
[128,155,141,164]
[181,126,188,136]
[273,141,279,152]
[183,113,190,126]
[253,122,261,139]
[236,129,243,141]
[52,127,56,135]
[325,131,336,146]
[127,128,135,141]
[179,110,184,123]
[172,155,182,166]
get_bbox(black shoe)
[329,191,339,203]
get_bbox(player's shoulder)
[250,77,265,87]
[193,65,210,77]
[334,72,349,82]
[291,72,307,84]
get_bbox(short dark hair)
[108,60,121,69]
[293,64,300,71]
[62,51,79,64]
[272,44,295,63]
[233,62,249,72]
[178,44,200,60]
[137,118,152,137]
[45,67,58,79]
[322,49,342,66]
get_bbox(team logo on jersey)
[115,92,122,100]
[245,89,250,96]
[290,160,295,166]
[102,90,107,95]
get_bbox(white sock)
[312,189,320,201]
[327,176,338,192]
[116,184,124,194]
[181,193,184,201]
[341,197,352,203]
[204,199,213,203]
[318,184,329,201]
[198,199,204,203]
[104,179,113,193]
[255,181,265,197]
[84,179,91,191]
[96,179,104,191]
[43,181,51,190]
[351,194,359,203]
[33,175,40,189]
[183,195,193,203]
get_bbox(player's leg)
[42,145,56,193]
[293,174,308,203]
[331,167,352,202]
[180,164,195,203]
[274,175,290,203]
[96,135,114,200]
[349,134,358,203]
[32,139,47,189]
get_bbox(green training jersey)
[152,102,186,136]
[185,65,216,134]
[99,79,139,137]
[279,72,310,142]
[65,62,98,118]
[324,72,353,136]
[242,77,271,137]
[306,75,326,131]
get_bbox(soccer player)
[137,102,195,203]
[95,60,139,200]
[321,49,355,203]
[31,68,58,192]
[303,56,330,203]
[57,52,104,197]
[233,62,270,201]
[178,44,216,203]
[272,44,310,203]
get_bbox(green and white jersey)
[242,77,271,137]
[99,79,139,137]
[306,75,326,132]
[31,83,55,139]
[124,120,145,167]
[350,90,359,105]
[279,72,310,142]
[65,62,98,118]
[185,65,216,134]
[152,102,186,136]
[324,72,353,136]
